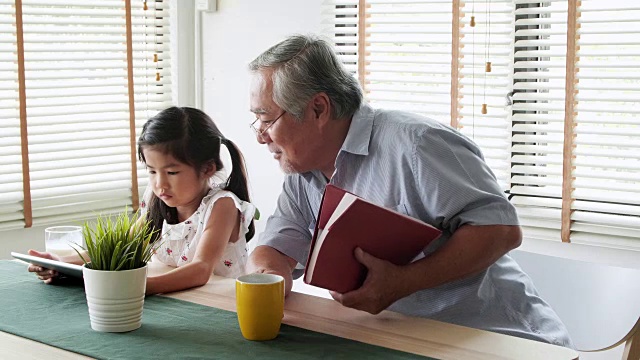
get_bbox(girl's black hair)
[137,107,254,242]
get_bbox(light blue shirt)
[257,103,573,347]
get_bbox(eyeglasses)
[250,110,286,137]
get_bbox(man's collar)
[300,103,374,186]
[340,103,374,156]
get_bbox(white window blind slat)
[32,189,135,209]
[519,217,562,230]
[510,185,562,198]
[25,93,171,108]
[20,7,168,17]
[29,136,129,153]
[30,163,132,182]
[574,200,640,216]
[31,172,132,191]
[39,161,130,184]
[31,180,132,198]
[0,204,22,218]
[26,206,129,229]
[22,1,132,7]
[571,231,640,251]
[32,200,132,219]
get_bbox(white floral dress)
[140,187,255,279]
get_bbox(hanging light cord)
[484,0,491,108]
[472,0,476,138]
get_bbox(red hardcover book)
[303,185,442,293]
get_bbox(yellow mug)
[236,273,285,341]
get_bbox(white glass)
[45,226,84,261]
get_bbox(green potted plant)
[73,209,157,332]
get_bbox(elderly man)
[246,34,572,347]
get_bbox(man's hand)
[247,245,297,296]
[331,225,522,314]
[250,267,285,277]
[330,247,410,314]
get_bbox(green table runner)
[0,261,433,359]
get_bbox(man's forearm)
[398,224,522,298]
[247,245,298,296]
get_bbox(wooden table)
[1,261,579,360]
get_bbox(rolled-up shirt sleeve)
[412,127,520,234]
[254,177,315,279]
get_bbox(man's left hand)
[329,247,410,314]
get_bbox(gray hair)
[249,34,363,121]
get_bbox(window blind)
[322,0,359,73]
[325,0,640,250]
[568,0,640,248]
[132,0,173,208]
[323,0,515,188]
[511,0,569,242]
[512,0,640,249]
[362,0,454,124]
[0,0,172,231]
[0,1,23,230]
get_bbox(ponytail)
[220,138,255,241]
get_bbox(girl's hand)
[26,249,61,284]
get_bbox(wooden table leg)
[623,319,640,360]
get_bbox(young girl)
[28,107,256,295]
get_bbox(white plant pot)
[82,264,148,332]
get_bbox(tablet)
[11,252,84,278]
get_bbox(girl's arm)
[145,197,239,295]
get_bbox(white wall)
[198,0,323,241]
